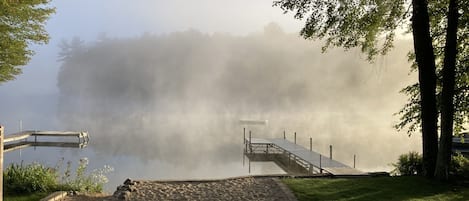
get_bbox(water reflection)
[4,141,87,153]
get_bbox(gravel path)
[64,177,297,201]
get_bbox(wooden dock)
[4,130,89,143]
[3,130,89,152]
[245,137,365,176]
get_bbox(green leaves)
[0,0,55,83]
[273,0,407,61]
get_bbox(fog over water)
[0,0,426,193]
[55,23,420,173]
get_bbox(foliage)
[0,0,55,83]
[392,151,423,176]
[273,0,408,61]
[395,0,469,136]
[451,153,469,178]
[57,157,114,193]
[282,176,469,201]
[3,158,113,194]
[4,162,57,193]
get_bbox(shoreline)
[63,176,298,201]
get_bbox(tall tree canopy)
[0,0,55,83]
[274,0,468,179]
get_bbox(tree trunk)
[435,0,459,180]
[411,0,439,178]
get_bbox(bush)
[4,163,58,193]
[392,151,423,176]
[58,157,113,193]
[4,158,113,194]
[451,153,469,178]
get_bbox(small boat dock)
[244,134,365,176]
[3,130,89,152]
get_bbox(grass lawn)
[283,176,469,201]
[4,192,49,201]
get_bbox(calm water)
[3,108,425,194]
[4,121,287,193]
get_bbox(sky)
[0,0,303,132]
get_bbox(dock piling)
[354,154,356,168]
[1,126,4,201]
[294,132,296,144]
[319,155,322,173]
[329,145,333,159]
[243,128,245,144]
[249,131,252,153]
[309,137,312,151]
[283,130,285,139]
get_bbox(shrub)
[392,151,423,176]
[4,158,113,194]
[451,153,469,178]
[58,157,113,193]
[4,163,58,193]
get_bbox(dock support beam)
[329,145,333,159]
[294,132,296,144]
[249,131,252,153]
[310,137,312,151]
[319,155,322,173]
[283,130,285,139]
[1,126,4,201]
[243,128,245,144]
[354,154,356,168]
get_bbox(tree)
[273,0,467,178]
[0,0,55,83]
[396,0,467,180]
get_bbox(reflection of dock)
[244,136,365,176]
[4,141,87,153]
[3,130,89,152]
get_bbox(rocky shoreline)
[64,176,297,201]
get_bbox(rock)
[124,178,133,185]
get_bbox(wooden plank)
[4,131,33,143]
[32,131,86,137]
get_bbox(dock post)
[353,154,356,168]
[283,130,285,139]
[294,132,296,144]
[1,125,4,201]
[319,155,322,173]
[310,137,312,151]
[329,145,333,159]
[249,131,252,153]
[243,128,246,144]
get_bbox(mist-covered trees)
[56,27,414,163]
[0,0,55,83]
[273,0,468,179]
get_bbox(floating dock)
[245,137,365,176]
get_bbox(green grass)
[4,192,49,201]
[282,176,469,201]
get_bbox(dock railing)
[243,128,364,176]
